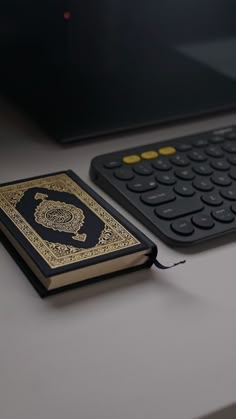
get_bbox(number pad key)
[175,168,195,180]
[201,193,223,206]
[170,154,190,167]
[152,158,172,171]
[193,178,214,192]
[212,208,234,223]
[171,220,195,236]
[193,164,213,176]
[133,162,153,176]
[156,173,176,185]
[141,190,176,206]
[174,183,195,197]
[127,179,157,193]
[155,198,203,220]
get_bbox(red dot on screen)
[64,11,71,20]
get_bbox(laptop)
[0,0,236,143]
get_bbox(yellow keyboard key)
[141,150,159,160]
[158,146,176,156]
[123,155,141,164]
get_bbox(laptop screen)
[1,0,236,141]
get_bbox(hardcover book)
[0,171,157,297]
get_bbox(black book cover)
[0,170,157,297]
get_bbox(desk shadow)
[196,403,236,419]
[49,269,202,310]
[174,231,236,257]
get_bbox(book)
[0,170,157,297]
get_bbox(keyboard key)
[171,220,195,236]
[201,193,223,207]
[170,154,190,167]
[210,160,230,171]
[188,150,207,162]
[193,178,214,192]
[127,179,157,193]
[205,146,224,158]
[209,135,224,144]
[175,143,192,152]
[141,150,158,160]
[220,188,236,201]
[141,190,175,206]
[228,156,236,166]
[133,162,153,176]
[193,164,213,176]
[158,146,176,156]
[123,155,141,164]
[211,174,232,187]
[155,198,203,220]
[156,173,176,185]
[192,214,214,229]
[152,158,172,171]
[174,183,195,197]
[212,208,234,223]
[193,138,208,147]
[175,168,195,180]
[114,168,134,180]
[104,160,121,169]
[222,142,236,153]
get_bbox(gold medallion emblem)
[34,193,87,242]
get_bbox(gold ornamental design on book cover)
[34,193,87,242]
[0,173,140,269]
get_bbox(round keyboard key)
[141,150,158,160]
[158,146,176,156]
[222,142,236,153]
[209,135,224,144]
[122,155,141,164]
[210,160,230,171]
[133,162,153,176]
[211,174,232,187]
[193,178,214,192]
[170,154,190,167]
[114,168,134,181]
[174,183,195,197]
[171,220,195,236]
[228,156,236,166]
[156,173,176,185]
[193,138,208,147]
[188,150,207,162]
[104,160,121,169]
[193,164,213,176]
[152,158,172,171]
[175,168,195,180]
[192,214,214,229]
[229,168,236,180]
[212,208,234,223]
[201,193,223,207]
[205,146,224,158]
[141,190,176,206]
[127,179,157,193]
[220,188,236,201]
[175,143,192,152]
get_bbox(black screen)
[1,0,236,141]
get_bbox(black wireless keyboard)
[90,125,236,246]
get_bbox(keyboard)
[90,125,236,246]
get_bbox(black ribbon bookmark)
[152,257,186,270]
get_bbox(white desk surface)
[1,104,236,419]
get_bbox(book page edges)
[1,222,151,290]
